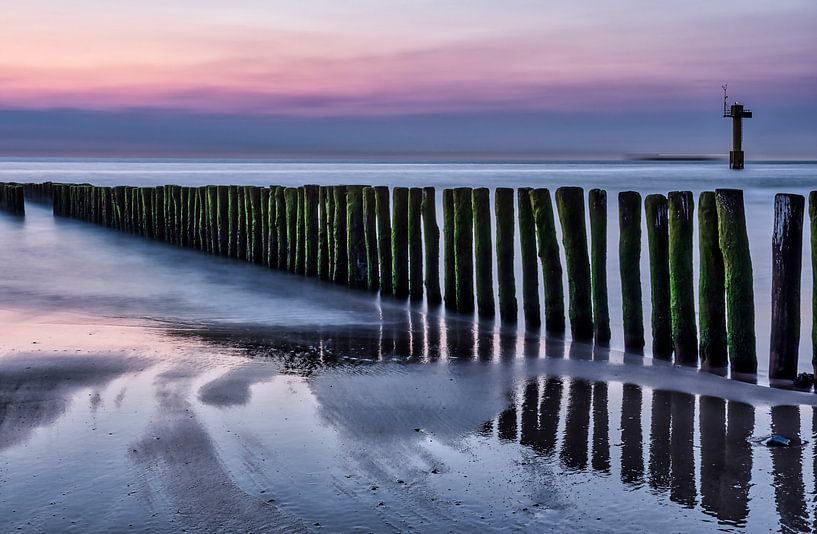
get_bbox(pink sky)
[2,1,815,116]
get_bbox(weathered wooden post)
[207,185,219,253]
[453,187,474,313]
[250,186,263,264]
[318,186,329,279]
[333,186,348,284]
[769,193,804,387]
[555,187,593,341]
[531,188,564,333]
[346,185,368,288]
[472,187,495,317]
[238,186,248,259]
[619,191,645,352]
[217,186,229,255]
[443,189,456,309]
[811,191,817,377]
[645,194,672,359]
[518,187,541,328]
[668,191,698,365]
[408,187,424,301]
[228,186,239,257]
[588,189,611,344]
[304,184,319,277]
[363,186,380,290]
[140,188,154,239]
[130,187,141,235]
[197,186,207,251]
[422,186,442,305]
[391,187,409,298]
[715,189,757,378]
[296,186,306,274]
[260,187,270,265]
[325,186,336,278]
[274,187,288,268]
[285,187,298,271]
[494,187,517,322]
[180,187,190,246]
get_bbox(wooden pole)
[318,186,329,279]
[250,186,263,264]
[810,191,817,377]
[422,186,442,305]
[408,187,424,301]
[333,186,348,284]
[228,185,238,257]
[619,191,645,352]
[260,187,270,266]
[304,184,320,277]
[589,189,611,344]
[285,187,298,271]
[518,187,541,328]
[363,186,380,290]
[645,193,672,359]
[274,186,288,268]
[494,187,517,322]
[472,187,495,317]
[555,187,593,341]
[325,186,336,279]
[391,187,409,298]
[668,191,698,365]
[769,193,804,387]
[296,186,306,274]
[217,186,229,255]
[715,189,757,378]
[531,188,565,334]
[346,185,368,288]
[443,189,456,309]
[453,187,474,313]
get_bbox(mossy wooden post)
[190,187,200,249]
[179,187,189,247]
[769,193,804,387]
[453,187,474,313]
[318,186,329,279]
[645,194,672,359]
[531,188,564,333]
[208,186,219,254]
[140,187,154,239]
[375,186,392,294]
[422,186,442,305]
[215,186,228,255]
[130,187,140,235]
[346,185,368,288]
[443,189,456,309]
[619,191,645,352]
[494,187,517,322]
[408,187,424,301]
[304,184,319,277]
[589,189,611,344]
[668,191,698,365]
[186,187,196,247]
[285,187,298,272]
[275,187,288,268]
[472,187,494,317]
[197,186,207,251]
[333,186,348,284]
[296,186,306,274]
[809,192,817,377]
[715,189,757,378]
[518,188,540,328]
[228,185,238,257]
[153,186,165,241]
[391,187,410,298]
[325,186,336,278]
[113,186,126,231]
[237,186,247,260]
[260,187,270,266]
[555,187,593,340]
[363,186,380,290]
[250,186,263,264]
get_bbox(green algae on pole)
[391,187,410,298]
[250,186,263,264]
[472,187,494,317]
[442,189,456,309]
[374,186,392,294]
[517,187,540,328]
[408,187,424,301]
[422,187,442,305]
[769,193,804,387]
[494,187,517,322]
[333,186,348,284]
[715,188,757,378]
[296,186,306,274]
[555,187,593,341]
[228,186,238,257]
[588,189,611,344]
[304,185,320,277]
[318,186,330,280]
[260,187,270,266]
[810,192,817,376]
[285,187,298,272]
[325,186,336,277]
[363,186,380,290]
[346,185,368,288]
[453,187,474,314]
[668,191,698,365]
[530,188,564,334]
[140,187,154,239]
[644,194,672,359]
[216,186,229,256]
[274,187,288,269]
[618,191,645,352]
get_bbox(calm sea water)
[2,158,817,532]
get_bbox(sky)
[1,1,815,158]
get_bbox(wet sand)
[3,308,817,532]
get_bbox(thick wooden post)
[285,187,298,271]
[769,193,804,387]
[363,186,380,290]
[250,186,263,264]
[318,186,329,279]
[443,189,456,309]
[495,187,517,322]
[304,185,319,277]
[810,191,817,377]
[472,187,495,317]
[668,191,698,365]
[408,187,424,301]
[391,187,409,298]
[645,194,672,359]
[274,187,288,268]
[295,187,306,274]
[260,187,270,265]
[422,187,442,305]
[555,187,593,341]
[140,188,154,239]
[715,189,757,378]
[453,187,474,313]
[698,192,727,372]
[216,186,229,255]
[619,191,645,352]
[346,185,368,288]
[518,188,540,328]
[332,186,348,284]
[589,189,611,344]
[531,188,564,334]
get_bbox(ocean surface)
[2,158,817,532]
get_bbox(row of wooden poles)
[0,183,25,214]
[34,182,811,386]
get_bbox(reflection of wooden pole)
[668,191,698,365]
[589,189,610,344]
[769,193,804,387]
[645,193,672,359]
[495,187,517,322]
[698,192,727,372]
[555,187,593,341]
[715,189,757,378]
[619,191,644,351]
